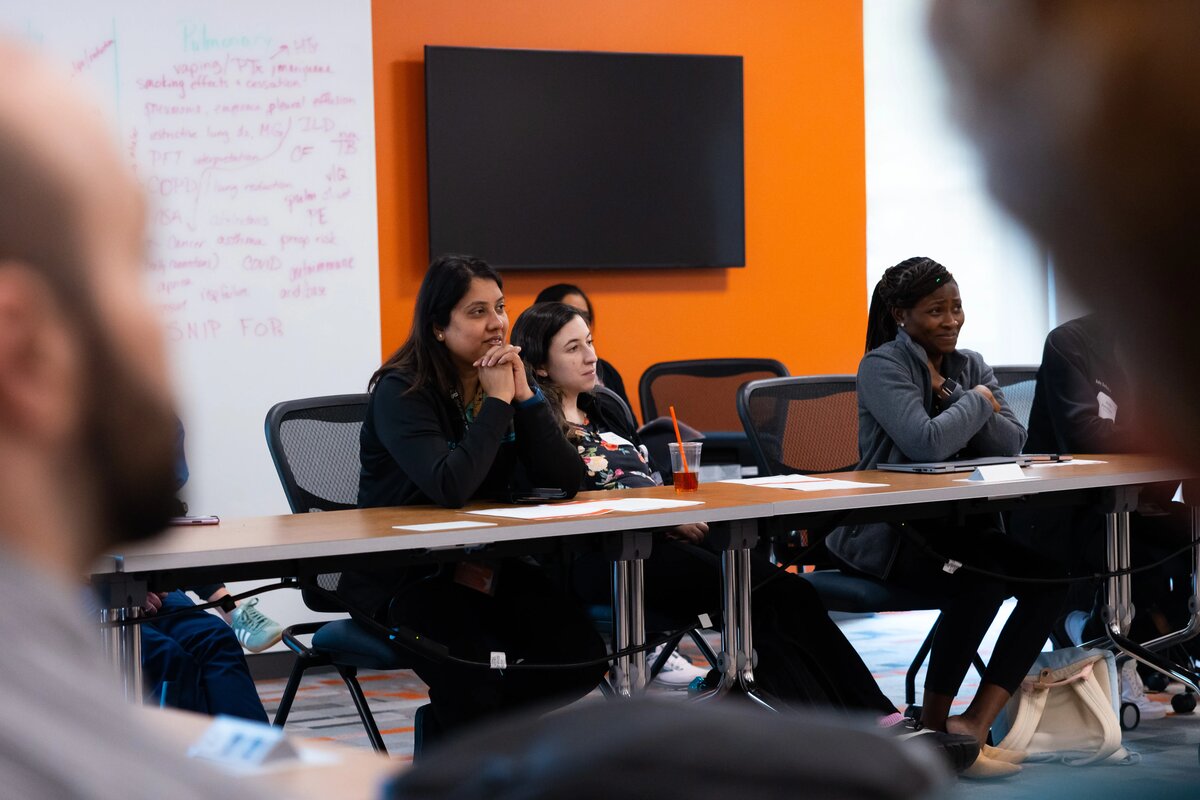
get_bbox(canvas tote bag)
[991,646,1139,766]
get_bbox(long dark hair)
[864,256,956,353]
[370,254,503,393]
[511,301,589,435]
[535,283,593,325]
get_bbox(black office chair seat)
[311,619,406,671]
[800,570,939,614]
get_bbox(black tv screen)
[425,46,745,270]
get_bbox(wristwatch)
[938,378,959,400]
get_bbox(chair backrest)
[737,375,859,475]
[264,394,369,612]
[593,385,638,434]
[991,365,1039,430]
[264,394,369,513]
[639,358,790,431]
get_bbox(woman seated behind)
[510,300,980,771]
[338,255,606,739]
[825,256,1066,777]
[534,282,632,414]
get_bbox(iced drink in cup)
[668,442,702,493]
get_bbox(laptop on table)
[877,455,1041,474]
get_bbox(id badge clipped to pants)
[453,560,500,596]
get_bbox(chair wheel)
[904,705,922,721]
[1120,701,1140,730]
[1171,692,1197,714]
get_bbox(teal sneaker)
[230,598,283,653]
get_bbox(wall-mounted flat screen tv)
[425,46,745,270]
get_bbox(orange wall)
[371,0,866,414]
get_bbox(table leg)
[1139,500,1200,654]
[1102,508,1134,637]
[736,546,773,710]
[93,569,147,703]
[611,559,632,697]
[607,530,652,697]
[1092,486,1200,693]
[630,557,647,692]
[694,519,775,709]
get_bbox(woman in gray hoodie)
[826,257,1064,776]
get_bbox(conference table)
[92,454,1199,710]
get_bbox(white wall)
[1,1,380,646]
[864,0,1049,365]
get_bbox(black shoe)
[886,718,980,773]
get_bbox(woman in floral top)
[508,303,958,738]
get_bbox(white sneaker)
[230,598,284,653]
[1121,659,1167,720]
[648,644,708,688]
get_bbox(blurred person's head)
[0,42,179,574]
[535,283,593,326]
[929,0,1200,462]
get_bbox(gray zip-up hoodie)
[825,329,1027,577]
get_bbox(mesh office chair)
[991,365,1039,430]
[264,394,410,753]
[737,376,985,710]
[639,358,789,468]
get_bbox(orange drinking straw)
[668,405,690,474]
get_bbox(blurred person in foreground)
[0,40,271,799]
[929,7,1200,793]
[929,0,1200,470]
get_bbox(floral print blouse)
[569,420,661,490]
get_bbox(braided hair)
[864,257,955,353]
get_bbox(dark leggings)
[572,536,898,715]
[877,519,1066,696]
[388,558,608,734]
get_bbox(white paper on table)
[465,497,704,520]
[1026,459,1108,468]
[720,474,823,486]
[465,501,615,520]
[603,498,704,512]
[756,479,890,492]
[392,521,499,532]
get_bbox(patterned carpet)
[258,601,1200,794]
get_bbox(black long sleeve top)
[340,369,583,616]
[358,370,584,509]
[1024,314,1135,455]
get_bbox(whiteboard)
[2,1,381,518]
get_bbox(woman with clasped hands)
[337,254,606,746]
